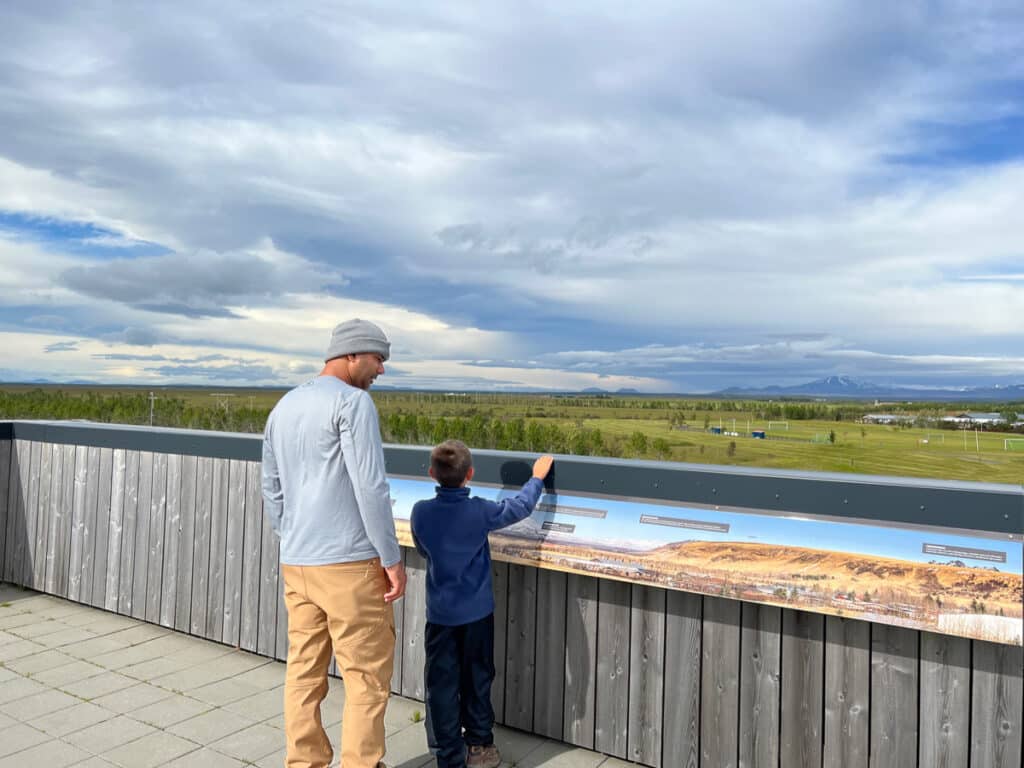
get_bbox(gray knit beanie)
[325,319,391,362]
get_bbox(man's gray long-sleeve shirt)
[261,376,401,568]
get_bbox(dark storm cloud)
[59,249,345,317]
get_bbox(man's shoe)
[467,744,501,768]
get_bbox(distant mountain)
[716,377,1024,402]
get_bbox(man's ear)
[465,466,475,483]
[428,467,436,481]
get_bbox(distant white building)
[941,412,1010,427]
[862,413,915,424]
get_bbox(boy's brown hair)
[431,439,473,488]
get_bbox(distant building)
[861,413,915,425]
[941,412,1010,427]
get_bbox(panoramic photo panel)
[389,476,1023,646]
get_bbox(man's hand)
[383,561,407,603]
[532,454,554,480]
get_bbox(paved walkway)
[0,583,624,768]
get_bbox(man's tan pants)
[282,559,395,768]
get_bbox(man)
[262,318,407,768]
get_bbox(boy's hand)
[532,454,554,479]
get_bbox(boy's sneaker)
[467,744,501,768]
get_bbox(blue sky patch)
[889,112,1024,168]
[0,210,170,259]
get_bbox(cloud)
[44,340,80,353]
[91,352,230,363]
[58,240,346,317]
[25,314,67,328]
[146,363,278,381]
[0,2,1022,390]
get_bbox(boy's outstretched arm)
[484,454,554,531]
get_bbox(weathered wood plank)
[781,610,824,768]
[221,459,247,646]
[564,573,599,749]
[32,442,52,593]
[159,454,183,628]
[490,560,508,721]
[256,512,280,657]
[970,641,1023,768]
[7,442,26,584]
[190,456,214,635]
[2,442,17,583]
[595,578,630,759]
[144,452,168,623]
[3,441,26,584]
[88,448,114,608]
[504,563,538,732]
[533,568,566,739]
[663,590,701,768]
[40,443,62,594]
[702,596,741,768]
[130,451,154,620]
[138,454,163,622]
[21,441,42,587]
[173,455,198,634]
[74,446,101,602]
[206,457,230,641]
[823,616,870,768]
[0,440,10,579]
[32,441,54,592]
[11,441,38,585]
[1,443,13,583]
[64,444,88,602]
[104,449,127,611]
[117,450,141,616]
[739,602,781,768]
[391,548,405,694]
[239,461,263,652]
[918,632,969,768]
[628,584,666,768]
[401,548,427,701]
[49,444,73,593]
[869,624,918,768]
[55,444,76,598]
[54,444,73,597]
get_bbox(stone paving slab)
[93,682,175,714]
[0,736,92,767]
[0,583,623,767]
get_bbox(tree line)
[0,389,674,460]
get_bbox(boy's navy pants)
[423,613,495,768]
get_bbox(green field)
[1,385,1021,485]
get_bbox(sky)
[1,1,1022,393]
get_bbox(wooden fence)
[0,426,1021,768]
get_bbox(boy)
[411,440,554,768]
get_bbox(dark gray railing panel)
[5,421,1021,534]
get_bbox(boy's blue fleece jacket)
[410,477,544,626]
